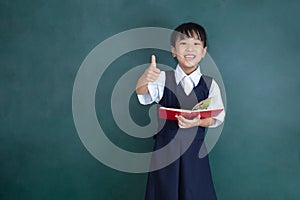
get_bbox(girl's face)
[171,36,207,74]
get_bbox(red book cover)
[159,107,224,120]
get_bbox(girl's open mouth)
[184,54,196,61]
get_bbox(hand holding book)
[159,97,223,120]
[175,114,216,128]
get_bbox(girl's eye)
[180,42,187,45]
[194,43,201,45]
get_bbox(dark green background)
[1,0,299,199]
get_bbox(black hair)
[170,22,207,48]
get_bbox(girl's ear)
[201,46,207,58]
[171,46,176,58]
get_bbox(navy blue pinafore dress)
[145,71,217,200]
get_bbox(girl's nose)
[186,43,193,51]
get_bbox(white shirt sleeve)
[207,79,226,128]
[137,71,166,105]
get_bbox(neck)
[180,65,198,75]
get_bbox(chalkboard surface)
[1,0,299,199]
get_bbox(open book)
[158,97,223,120]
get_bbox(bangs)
[179,29,201,40]
[170,22,207,47]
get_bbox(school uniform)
[138,65,225,200]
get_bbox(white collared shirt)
[137,65,225,127]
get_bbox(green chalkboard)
[1,0,299,199]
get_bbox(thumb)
[151,55,156,68]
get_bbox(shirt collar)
[174,64,202,86]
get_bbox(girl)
[136,22,225,200]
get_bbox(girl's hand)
[175,115,215,128]
[143,55,160,82]
[136,55,161,94]
[176,115,200,129]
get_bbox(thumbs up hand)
[145,55,161,82]
[136,55,161,94]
